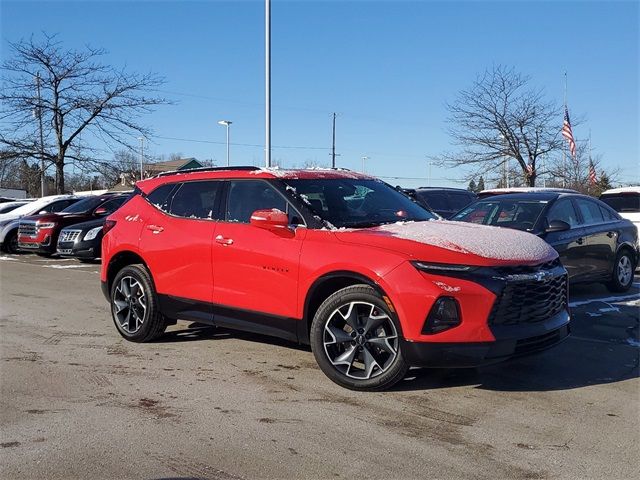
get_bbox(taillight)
[103,219,117,235]
[422,297,461,334]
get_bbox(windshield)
[1,198,49,216]
[283,178,435,228]
[600,193,640,213]
[452,199,548,231]
[60,196,105,214]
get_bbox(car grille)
[493,258,561,276]
[58,230,82,244]
[514,328,566,355]
[57,248,73,255]
[488,265,568,326]
[18,222,37,237]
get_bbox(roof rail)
[155,165,260,178]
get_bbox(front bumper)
[401,309,570,368]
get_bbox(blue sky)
[1,0,638,187]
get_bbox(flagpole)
[562,72,567,187]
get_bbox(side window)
[169,181,223,219]
[448,193,474,211]
[547,199,579,227]
[99,197,127,214]
[599,205,618,222]
[418,192,448,211]
[146,183,177,212]
[226,180,301,224]
[46,200,75,212]
[575,199,604,225]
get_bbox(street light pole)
[361,156,369,174]
[265,0,271,167]
[218,120,232,166]
[137,137,144,181]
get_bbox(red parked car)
[101,167,569,390]
[18,194,127,256]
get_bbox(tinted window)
[576,199,604,225]
[99,196,127,214]
[547,199,579,227]
[226,180,297,224]
[599,205,618,222]
[46,199,77,213]
[452,200,547,231]
[146,184,178,212]
[417,192,448,211]
[600,193,640,213]
[169,181,223,219]
[284,179,434,228]
[448,193,475,211]
[61,196,107,214]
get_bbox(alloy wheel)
[323,301,399,380]
[113,276,147,334]
[617,255,632,286]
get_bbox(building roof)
[145,158,203,173]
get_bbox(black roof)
[475,191,586,202]
[414,186,475,193]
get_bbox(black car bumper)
[57,240,100,260]
[18,241,54,254]
[401,309,570,368]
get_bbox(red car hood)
[333,220,557,267]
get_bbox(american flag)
[562,107,576,158]
[588,161,597,185]
[526,164,534,176]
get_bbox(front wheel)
[310,284,409,391]
[3,229,19,254]
[110,264,168,342]
[607,250,635,293]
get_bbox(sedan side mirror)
[250,209,290,232]
[545,219,570,233]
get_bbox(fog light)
[422,297,461,334]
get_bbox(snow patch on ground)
[375,220,557,262]
[569,293,640,307]
[0,256,17,261]
[43,264,91,269]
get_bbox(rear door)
[574,197,616,279]
[212,179,306,340]
[140,180,223,321]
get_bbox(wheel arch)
[299,270,392,345]
[106,250,150,296]
[616,242,638,267]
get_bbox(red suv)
[101,167,569,390]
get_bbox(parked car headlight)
[84,226,102,241]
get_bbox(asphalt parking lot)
[1,254,638,480]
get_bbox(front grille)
[19,242,39,249]
[18,222,37,237]
[494,258,561,276]
[58,230,81,244]
[57,248,73,255]
[514,329,564,355]
[488,271,568,326]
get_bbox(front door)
[544,198,589,281]
[213,179,306,340]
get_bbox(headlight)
[84,226,102,241]
[37,222,55,229]
[411,261,476,273]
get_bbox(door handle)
[607,231,616,238]
[146,224,164,234]
[576,237,584,245]
[215,234,233,246]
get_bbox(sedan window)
[546,199,579,227]
[575,199,604,225]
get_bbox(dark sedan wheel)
[110,264,168,342]
[310,285,409,391]
[607,250,635,293]
[3,229,19,254]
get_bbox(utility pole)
[218,120,232,166]
[427,160,433,187]
[265,0,271,167]
[138,137,144,181]
[36,73,46,197]
[331,112,336,168]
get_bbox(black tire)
[607,249,635,293]
[110,264,168,342]
[3,229,19,254]
[310,284,409,391]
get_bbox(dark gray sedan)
[451,192,639,292]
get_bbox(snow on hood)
[365,220,557,263]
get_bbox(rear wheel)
[607,250,635,292]
[110,264,168,342]
[310,284,408,391]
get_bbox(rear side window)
[45,199,77,212]
[547,199,579,227]
[417,192,448,211]
[169,181,223,219]
[575,199,604,225]
[99,196,128,214]
[146,183,177,212]
[600,194,640,213]
[448,193,474,211]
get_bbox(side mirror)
[250,209,290,232]
[545,219,570,233]
[94,207,108,216]
[39,210,47,214]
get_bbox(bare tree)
[0,34,169,193]
[440,66,565,187]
